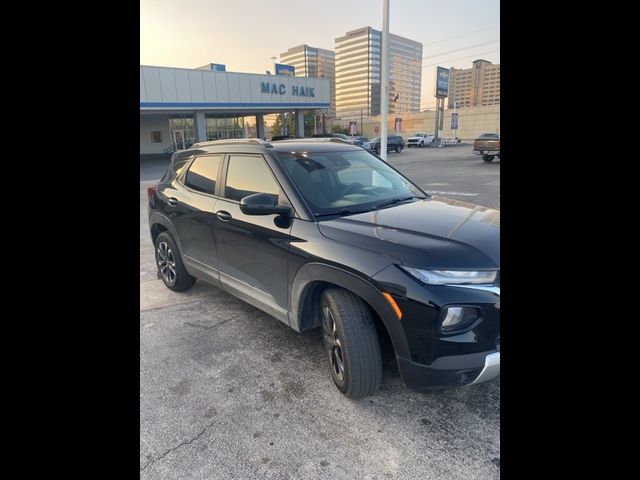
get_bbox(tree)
[331,124,349,135]
[271,114,295,137]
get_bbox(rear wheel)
[395,145,401,153]
[483,155,494,162]
[155,231,196,291]
[321,288,383,399]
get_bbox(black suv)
[369,135,405,154]
[148,138,500,399]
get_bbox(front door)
[173,130,186,150]
[213,154,292,322]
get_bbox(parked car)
[369,135,405,154]
[407,132,434,147]
[473,133,500,162]
[148,138,500,399]
[348,135,372,151]
[311,133,350,141]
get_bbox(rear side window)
[224,155,279,202]
[185,155,221,194]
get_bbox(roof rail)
[191,138,273,148]
[276,137,352,145]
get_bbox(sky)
[140,0,499,110]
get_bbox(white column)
[380,0,390,160]
[195,111,207,142]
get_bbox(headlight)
[401,267,498,285]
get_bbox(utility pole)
[380,0,390,160]
[360,109,363,136]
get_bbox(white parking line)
[427,190,479,197]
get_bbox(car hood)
[317,196,500,269]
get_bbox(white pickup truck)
[406,132,434,147]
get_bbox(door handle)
[167,197,179,206]
[216,210,232,221]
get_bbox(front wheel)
[321,288,383,399]
[395,145,401,153]
[483,155,494,162]
[420,141,424,147]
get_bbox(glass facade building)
[335,27,422,120]
[279,45,336,118]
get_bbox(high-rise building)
[335,27,422,120]
[280,44,336,118]
[448,60,500,108]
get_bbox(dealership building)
[140,64,330,157]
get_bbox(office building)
[280,45,336,117]
[335,27,422,120]
[448,59,500,108]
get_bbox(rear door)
[169,154,222,280]
[213,154,293,322]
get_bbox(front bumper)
[397,350,499,391]
[470,352,500,384]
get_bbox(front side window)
[224,155,279,202]
[276,150,424,216]
[184,155,221,194]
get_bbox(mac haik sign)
[260,82,315,97]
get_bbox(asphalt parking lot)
[140,144,500,479]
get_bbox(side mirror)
[240,193,292,216]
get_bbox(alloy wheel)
[322,306,345,382]
[156,241,177,284]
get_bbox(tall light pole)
[380,0,390,160]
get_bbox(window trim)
[220,153,289,207]
[178,154,224,198]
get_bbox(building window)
[150,131,162,143]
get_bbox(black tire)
[395,145,400,153]
[320,288,383,399]
[155,231,196,291]
[483,155,494,162]
[375,147,380,155]
[420,141,424,147]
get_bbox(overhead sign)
[435,66,450,98]
[451,112,458,130]
[212,63,226,72]
[275,63,295,76]
[260,82,315,97]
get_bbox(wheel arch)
[289,263,410,359]
[148,212,185,254]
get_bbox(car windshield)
[276,149,425,217]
